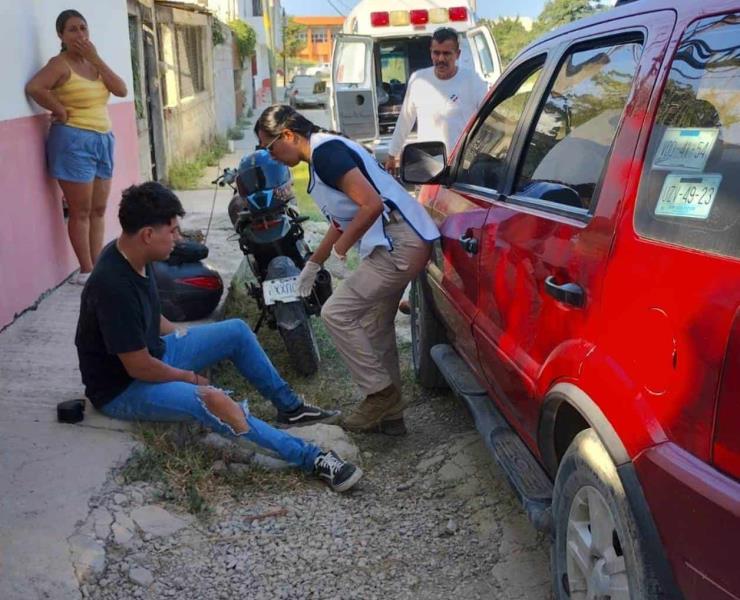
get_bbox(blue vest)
[308,132,440,258]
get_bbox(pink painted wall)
[0,102,140,329]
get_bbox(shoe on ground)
[314,450,363,492]
[277,402,340,428]
[342,384,407,432]
[71,272,91,286]
[398,299,411,315]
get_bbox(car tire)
[410,277,448,389]
[551,429,663,600]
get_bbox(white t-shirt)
[388,66,489,158]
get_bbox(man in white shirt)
[384,27,489,174]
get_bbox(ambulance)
[330,0,501,160]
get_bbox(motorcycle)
[152,238,224,322]
[213,150,332,376]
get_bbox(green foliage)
[227,126,245,140]
[534,0,604,35]
[484,17,536,67]
[486,0,605,68]
[212,20,226,46]
[229,19,257,65]
[281,16,307,60]
[167,136,229,189]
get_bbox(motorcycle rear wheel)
[277,302,320,376]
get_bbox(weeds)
[227,126,245,141]
[168,136,229,189]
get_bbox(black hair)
[118,182,185,234]
[432,27,459,49]
[56,9,86,52]
[254,104,347,142]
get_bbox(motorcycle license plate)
[263,276,299,305]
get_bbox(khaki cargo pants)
[321,212,431,396]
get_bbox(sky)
[280,0,549,20]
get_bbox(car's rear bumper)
[635,443,740,599]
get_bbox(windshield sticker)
[654,173,722,219]
[652,128,719,171]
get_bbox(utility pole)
[260,0,277,103]
[282,8,287,87]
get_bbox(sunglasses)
[257,132,283,154]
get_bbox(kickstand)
[253,313,264,333]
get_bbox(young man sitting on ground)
[75,181,361,492]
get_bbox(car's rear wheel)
[410,277,448,389]
[551,429,662,600]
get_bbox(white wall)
[213,26,237,134]
[0,0,134,122]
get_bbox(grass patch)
[122,421,305,515]
[168,136,230,189]
[291,163,323,222]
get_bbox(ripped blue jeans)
[100,319,321,472]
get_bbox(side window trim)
[505,29,647,219]
[450,52,552,200]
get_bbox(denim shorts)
[46,123,115,182]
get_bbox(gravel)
[77,392,552,599]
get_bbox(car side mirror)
[400,142,448,185]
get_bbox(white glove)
[297,260,321,297]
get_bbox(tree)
[534,0,604,35]
[280,16,307,61]
[229,20,257,67]
[485,17,536,67]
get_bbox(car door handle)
[544,276,585,308]
[458,232,479,254]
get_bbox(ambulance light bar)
[370,6,468,27]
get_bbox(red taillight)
[176,276,222,290]
[370,11,389,26]
[409,9,429,24]
[448,6,468,21]
[713,310,740,480]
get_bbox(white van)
[330,0,501,160]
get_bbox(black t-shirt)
[75,241,165,408]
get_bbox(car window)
[634,13,740,259]
[472,32,495,75]
[514,38,643,211]
[456,58,544,191]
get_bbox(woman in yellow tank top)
[26,10,127,285]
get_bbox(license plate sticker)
[263,276,299,305]
[652,128,719,171]
[654,173,722,220]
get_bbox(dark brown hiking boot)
[342,384,406,432]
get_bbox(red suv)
[401,1,740,598]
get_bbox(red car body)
[413,1,740,597]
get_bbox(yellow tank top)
[53,60,111,133]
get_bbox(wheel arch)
[538,382,630,479]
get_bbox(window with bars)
[311,30,327,43]
[175,24,206,98]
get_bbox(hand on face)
[71,38,99,63]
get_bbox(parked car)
[401,1,740,598]
[284,75,328,109]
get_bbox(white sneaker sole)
[332,466,363,493]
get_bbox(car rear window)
[634,13,740,260]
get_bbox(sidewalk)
[0,179,246,600]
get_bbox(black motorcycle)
[213,150,332,375]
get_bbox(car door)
[472,13,676,445]
[424,55,548,376]
[331,34,378,141]
[466,25,502,86]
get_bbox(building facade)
[293,16,344,64]
[0,0,139,329]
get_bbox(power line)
[326,0,346,16]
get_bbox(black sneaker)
[277,403,340,428]
[314,451,363,493]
